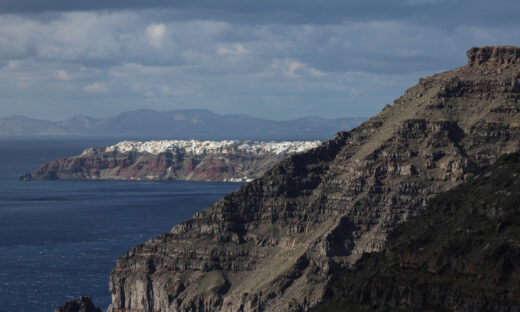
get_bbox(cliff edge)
[108,46,520,312]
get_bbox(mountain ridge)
[0,109,366,141]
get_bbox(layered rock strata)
[313,151,520,312]
[108,46,520,312]
[22,140,321,182]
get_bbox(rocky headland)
[22,140,321,182]
[102,46,520,312]
[313,151,520,312]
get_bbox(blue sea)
[0,138,242,312]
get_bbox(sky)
[0,0,519,121]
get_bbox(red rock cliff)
[467,46,520,65]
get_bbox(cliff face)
[313,151,520,312]
[108,46,520,312]
[22,140,321,182]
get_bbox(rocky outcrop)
[108,46,520,312]
[54,295,101,312]
[22,140,321,182]
[313,151,520,312]
[467,46,520,65]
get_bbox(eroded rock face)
[313,152,520,312]
[108,46,520,312]
[467,46,520,65]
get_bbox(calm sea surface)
[0,138,242,312]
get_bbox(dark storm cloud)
[0,0,405,16]
[1,0,519,28]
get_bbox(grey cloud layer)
[1,0,519,28]
[0,1,519,121]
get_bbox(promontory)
[21,140,321,182]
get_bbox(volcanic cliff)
[22,140,321,182]
[313,151,520,312]
[108,46,520,312]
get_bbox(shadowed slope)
[313,151,520,312]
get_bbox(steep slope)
[108,46,520,312]
[313,151,520,312]
[22,140,321,182]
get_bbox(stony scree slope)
[108,46,520,312]
[312,151,520,312]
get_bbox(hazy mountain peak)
[0,109,365,140]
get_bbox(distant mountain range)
[0,109,366,140]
